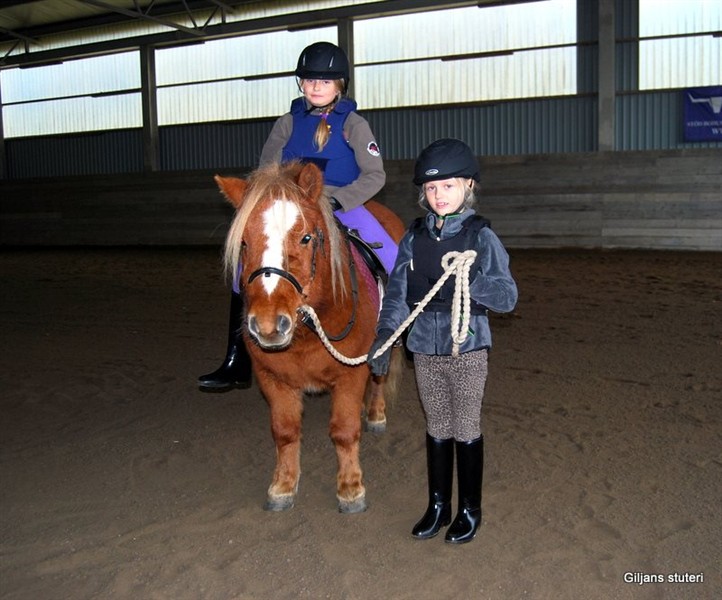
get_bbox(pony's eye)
[300,233,313,245]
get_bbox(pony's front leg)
[263,385,303,511]
[330,370,368,513]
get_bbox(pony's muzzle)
[247,313,294,349]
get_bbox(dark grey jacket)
[376,209,518,355]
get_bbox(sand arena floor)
[1,247,720,599]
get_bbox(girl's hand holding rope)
[299,250,478,369]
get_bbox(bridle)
[245,225,360,342]
[247,266,304,295]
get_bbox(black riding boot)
[198,292,252,391]
[445,436,483,544]
[411,434,454,539]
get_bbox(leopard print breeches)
[413,349,488,442]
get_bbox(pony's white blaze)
[261,198,300,295]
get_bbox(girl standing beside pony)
[198,41,397,391]
[368,138,518,544]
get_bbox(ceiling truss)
[0,0,244,49]
[0,1,516,69]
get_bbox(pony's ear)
[215,175,248,209]
[296,163,325,201]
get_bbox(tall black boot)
[411,434,454,539]
[445,436,483,544]
[198,292,252,391]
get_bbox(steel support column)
[598,0,615,151]
[140,44,159,172]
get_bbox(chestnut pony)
[217,161,405,513]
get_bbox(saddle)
[344,228,388,286]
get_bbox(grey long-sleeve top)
[376,210,518,355]
[258,100,386,211]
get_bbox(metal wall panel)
[159,95,598,171]
[4,92,720,179]
[364,96,597,160]
[159,120,274,172]
[6,129,143,178]
[616,91,721,151]
[617,0,639,93]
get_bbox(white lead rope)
[299,249,478,365]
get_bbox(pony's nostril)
[247,316,259,337]
[277,314,293,336]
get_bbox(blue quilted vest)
[282,97,361,187]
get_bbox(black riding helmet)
[413,138,481,185]
[295,42,350,91]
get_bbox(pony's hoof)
[264,495,295,511]
[338,495,367,514]
[365,418,387,434]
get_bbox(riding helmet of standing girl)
[197,41,398,391]
[367,138,518,543]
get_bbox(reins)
[299,249,478,365]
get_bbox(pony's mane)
[223,161,347,299]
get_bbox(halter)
[247,266,304,295]
[246,227,323,294]
[245,226,360,342]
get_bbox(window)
[1,52,140,137]
[155,28,336,124]
[353,0,577,109]
[639,0,721,89]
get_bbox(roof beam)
[0,1,244,42]
[0,0,482,68]
[75,0,205,37]
[0,25,38,44]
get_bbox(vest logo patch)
[367,141,381,156]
